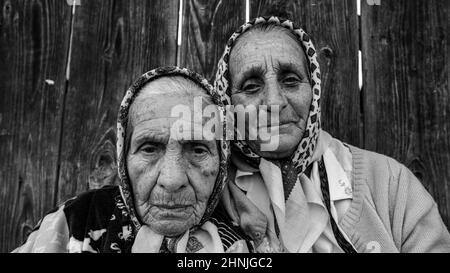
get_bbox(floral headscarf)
[214,16,322,196]
[116,66,230,233]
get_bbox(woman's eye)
[243,84,260,92]
[241,80,262,93]
[282,75,301,86]
[193,146,208,155]
[189,144,209,157]
[140,143,161,154]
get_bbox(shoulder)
[326,131,403,178]
[63,185,119,208]
[63,185,119,216]
[347,144,407,184]
[356,144,401,167]
[62,186,121,239]
[345,144,434,212]
[327,135,406,190]
[321,132,419,201]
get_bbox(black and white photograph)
[0,0,449,259]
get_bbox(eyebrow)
[132,130,169,146]
[274,61,310,82]
[236,65,267,85]
[179,139,216,146]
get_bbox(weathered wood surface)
[361,0,450,227]
[179,0,246,81]
[0,0,72,252]
[56,0,179,203]
[250,0,362,147]
[0,0,449,252]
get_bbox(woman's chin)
[253,131,302,159]
[150,219,194,237]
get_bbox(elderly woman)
[13,67,250,253]
[214,17,450,253]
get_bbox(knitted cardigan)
[340,145,450,253]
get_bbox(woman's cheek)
[231,93,263,107]
[187,154,220,202]
[127,155,158,203]
[288,85,312,118]
[135,174,156,203]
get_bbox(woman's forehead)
[130,117,218,144]
[233,27,304,55]
[129,82,217,132]
[139,76,206,97]
[229,29,308,78]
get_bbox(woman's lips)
[258,121,296,130]
[153,204,193,219]
[278,122,295,129]
[156,204,191,209]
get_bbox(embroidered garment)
[13,186,248,253]
[13,67,250,253]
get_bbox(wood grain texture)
[250,0,361,147]
[56,0,179,202]
[1,0,449,253]
[362,0,450,227]
[179,0,246,81]
[0,0,71,251]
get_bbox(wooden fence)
[0,0,448,252]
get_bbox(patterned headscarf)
[214,16,321,186]
[116,66,230,233]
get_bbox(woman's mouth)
[154,204,194,220]
[258,121,296,130]
[156,204,191,209]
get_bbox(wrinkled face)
[126,77,220,237]
[229,29,312,159]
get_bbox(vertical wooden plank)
[179,0,246,81]
[0,0,71,251]
[362,0,450,227]
[250,0,361,147]
[56,0,179,202]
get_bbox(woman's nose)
[264,82,288,111]
[156,155,188,192]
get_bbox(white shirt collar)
[234,147,352,203]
